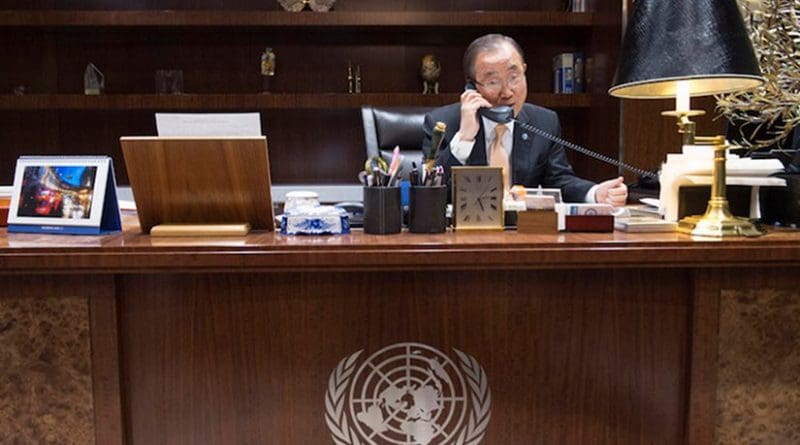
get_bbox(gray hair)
[463,34,525,81]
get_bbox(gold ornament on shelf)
[261,47,276,93]
[278,0,336,12]
[420,54,441,95]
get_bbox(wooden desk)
[1,215,799,444]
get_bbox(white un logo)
[325,343,491,445]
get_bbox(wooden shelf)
[0,93,592,110]
[0,10,593,28]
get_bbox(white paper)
[156,113,262,137]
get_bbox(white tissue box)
[280,205,350,235]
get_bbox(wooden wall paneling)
[570,0,621,182]
[0,111,62,183]
[621,97,726,182]
[90,276,126,445]
[264,109,364,183]
[0,30,57,93]
[9,0,572,12]
[118,268,689,445]
[686,269,720,445]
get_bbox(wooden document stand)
[121,137,274,235]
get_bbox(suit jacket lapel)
[512,106,534,185]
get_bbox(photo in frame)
[7,156,121,234]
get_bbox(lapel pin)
[522,133,529,141]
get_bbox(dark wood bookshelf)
[0,10,593,27]
[0,93,592,110]
[0,1,621,186]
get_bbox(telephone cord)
[513,119,658,179]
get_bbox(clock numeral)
[464,176,471,183]
[490,196,497,201]
[490,187,497,193]
[488,215,494,221]
[463,214,471,222]
[490,203,497,210]
[460,203,467,210]
[477,176,482,183]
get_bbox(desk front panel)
[117,269,689,445]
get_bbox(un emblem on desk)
[325,343,491,445]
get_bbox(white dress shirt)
[448,116,598,202]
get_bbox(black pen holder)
[409,186,447,233]
[363,186,402,234]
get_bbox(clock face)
[452,166,504,230]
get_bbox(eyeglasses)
[473,72,525,93]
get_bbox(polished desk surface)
[2,212,800,272]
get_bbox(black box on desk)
[759,173,800,226]
[564,215,614,232]
[678,185,752,219]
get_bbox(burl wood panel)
[118,269,689,445]
[0,277,94,445]
[716,286,800,444]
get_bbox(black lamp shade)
[609,0,764,98]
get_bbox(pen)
[387,155,403,187]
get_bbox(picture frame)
[7,156,121,234]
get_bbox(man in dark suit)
[423,34,627,205]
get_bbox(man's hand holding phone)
[459,85,493,142]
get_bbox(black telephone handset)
[465,81,514,124]
[463,80,657,179]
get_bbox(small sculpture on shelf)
[278,0,336,12]
[84,63,104,95]
[354,64,361,93]
[347,61,362,94]
[155,69,184,94]
[347,61,354,93]
[261,47,276,93]
[420,54,441,95]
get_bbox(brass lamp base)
[677,198,762,237]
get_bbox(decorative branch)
[716,0,800,149]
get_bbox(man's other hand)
[595,176,628,207]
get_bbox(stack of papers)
[615,216,677,232]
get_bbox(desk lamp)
[609,0,766,237]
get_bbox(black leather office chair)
[361,106,433,180]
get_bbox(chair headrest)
[371,107,431,151]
